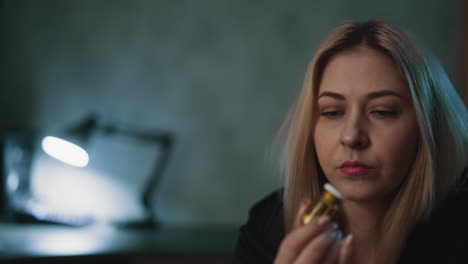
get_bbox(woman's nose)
[340,116,370,149]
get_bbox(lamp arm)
[95,125,175,223]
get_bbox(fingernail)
[316,216,330,226]
[344,234,353,247]
[301,199,311,207]
[335,230,343,240]
[328,230,340,241]
[331,223,339,230]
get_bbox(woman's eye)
[320,111,343,118]
[370,110,399,118]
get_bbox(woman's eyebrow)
[367,90,404,100]
[317,90,405,100]
[318,91,345,100]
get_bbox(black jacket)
[233,188,468,264]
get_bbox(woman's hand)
[274,201,353,264]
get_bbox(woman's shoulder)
[400,186,468,263]
[240,188,285,243]
[432,182,468,224]
[248,189,284,218]
[233,189,285,264]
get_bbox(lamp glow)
[41,136,89,167]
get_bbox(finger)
[294,224,340,264]
[274,217,333,264]
[293,199,312,228]
[322,238,342,264]
[338,234,353,264]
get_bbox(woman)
[234,20,468,264]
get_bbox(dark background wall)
[0,0,464,227]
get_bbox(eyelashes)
[320,111,344,118]
[370,110,399,118]
[319,110,400,119]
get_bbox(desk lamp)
[39,114,175,228]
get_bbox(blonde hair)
[280,20,468,263]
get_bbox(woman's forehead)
[318,48,410,98]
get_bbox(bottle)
[302,183,346,225]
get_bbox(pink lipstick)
[339,161,373,175]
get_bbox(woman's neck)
[340,200,389,264]
[342,200,387,235]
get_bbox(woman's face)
[314,47,419,203]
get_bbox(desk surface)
[0,223,238,260]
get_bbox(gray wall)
[1,0,462,227]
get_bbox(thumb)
[338,234,353,264]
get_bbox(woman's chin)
[333,182,388,203]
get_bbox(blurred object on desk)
[1,114,175,228]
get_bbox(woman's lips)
[339,161,373,175]
[340,166,372,175]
